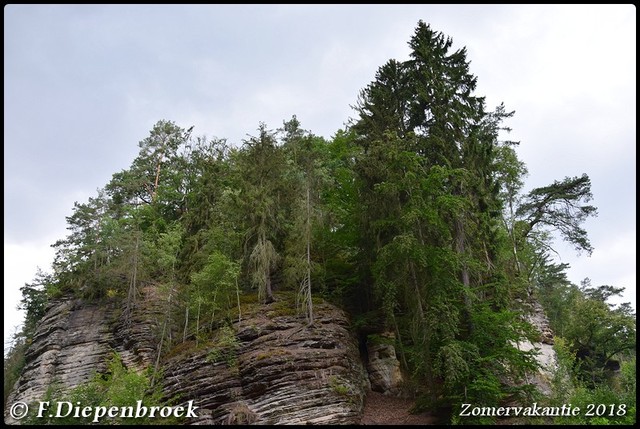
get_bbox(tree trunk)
[152,149,164,202]
[409,261,434,400]
[455,216,473,333]
[305,185,314,325]
[125,233,139,324]
[183,306,189,343]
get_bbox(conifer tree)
[235,123,285,304]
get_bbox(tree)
[313,128,361,308]
[106,120,192,223]
[281,117,328,325]
[492,127,528,277]
[564,280,636,387]
[50,189,125,298]
[349,20,542,412]
[516,174,598,256]
[151,222,184,384]
[532,257,576,337]
[234,123,286,304]
[18,269,53,339]
[190,251,241,333]
[9,20,622,426]
[176,136,238,283]
[352,59,412,141]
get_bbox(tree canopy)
[7,20,633,425]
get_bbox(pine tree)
[235,123,286,304]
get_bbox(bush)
[22,353,175,425]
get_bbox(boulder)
[365,331,403,395]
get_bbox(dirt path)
[360,391,437,425]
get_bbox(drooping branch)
[516,174,598,255]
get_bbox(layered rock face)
[4,298,116,416]
[516,299,558,395]
[162,300,369,424]
[5,293,368,425]
[365,331,403,395]
[4,286,165,425]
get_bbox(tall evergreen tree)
[351,20,539,408]
[281,117,331,325]
[106,120,192,226]
[235,123,286,304]
[516,174,598,256]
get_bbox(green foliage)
[517,174,598,256]
[366,333,395,347]
[534,259,576,337]
[189,250,241,331]
[542,278,637,388]
[108,120,192,208]
[328,375,351,397]
[549,337,577,404]
[6,269,56,407]
[3,338,27,408]
[552,385,635,425]
[280,119,329,325]
[155,222,184,276]
[619,357,636,398]
[233,123,287,304]
[435,341,472,391]
[18,268,52,339]
[249,237,279,303]
[22,353,173,425]
[544,280,636,426]
[12,20,629,428]
[206,325,240,368]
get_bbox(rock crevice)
[162,301,368,424]
[5,294,369,425]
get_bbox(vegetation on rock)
[5,20,635,425]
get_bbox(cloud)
[4,241,57,352]
[4,5,635,351]
[559,231,637,306]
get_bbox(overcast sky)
[4,4,636,349]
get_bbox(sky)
[4,4,636,350]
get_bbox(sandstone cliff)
[516,299,558,396]
[5,288,557,425]
[162,299,369,424]
[4,290,370,425]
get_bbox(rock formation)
[4,298,116,414]
[365,331,403,395]
[162,300,369,424]
[515,299,558,396]
[5,285,558,425]
[4,291,368,425]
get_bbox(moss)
[333,383,350,396]
[367,333,395,347]
[228,292,264,320]
[266,300,297,317]
[231,291,325,320]
[255,347,291,361]
[329,375,352,398]
[164,340,198,361]
[238,293,260,306]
